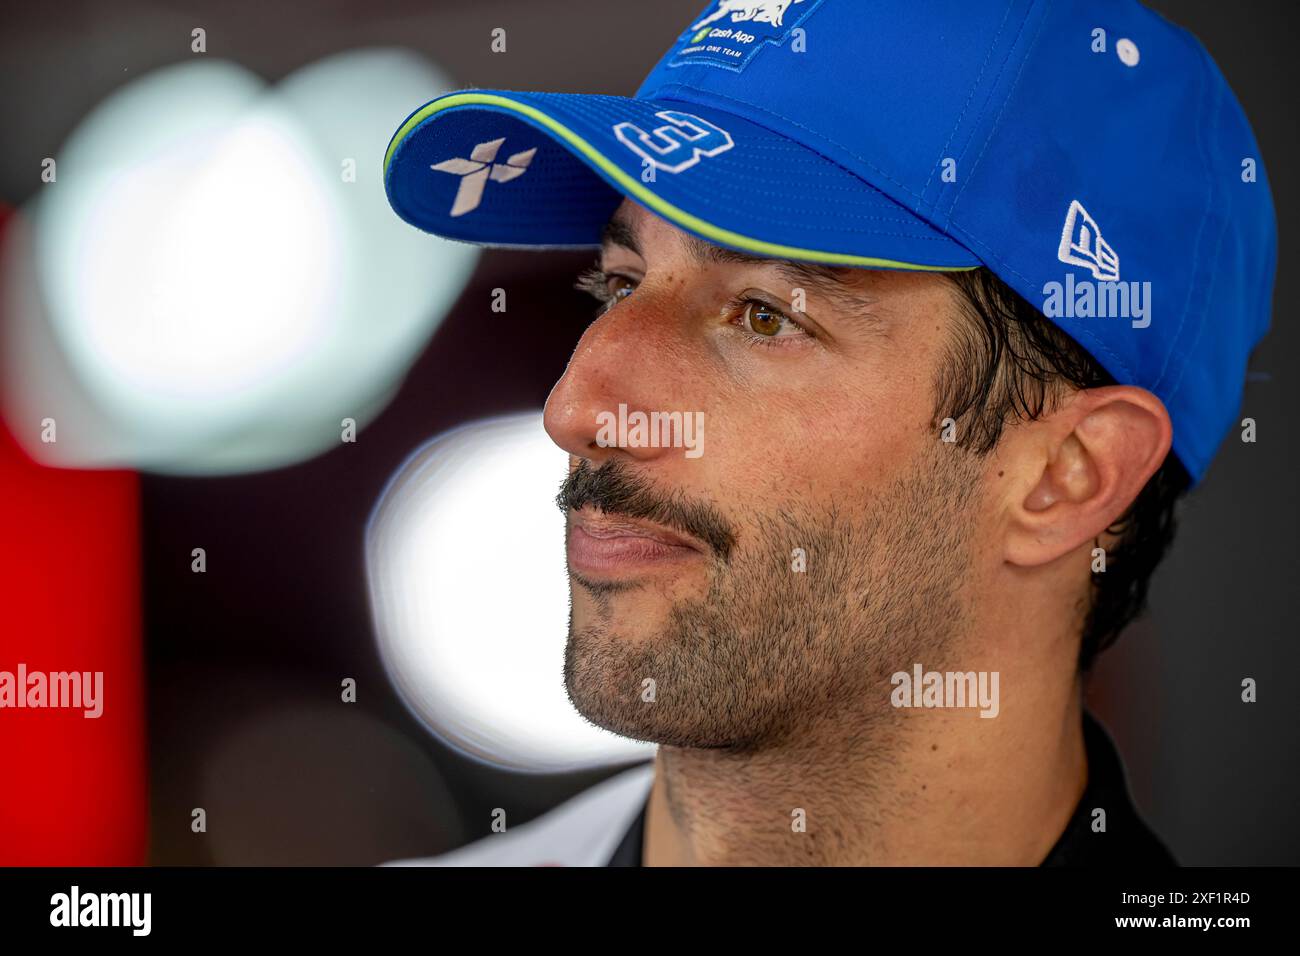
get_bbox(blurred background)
[0,0,1295,866]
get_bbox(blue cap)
[384,0,1276,483]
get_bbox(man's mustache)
[556,459,736,562]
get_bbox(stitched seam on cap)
[945,0,1050,227]
[919,0,1019,216]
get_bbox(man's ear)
[1004,386,1172,568]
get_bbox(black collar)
[605,711,1176,866]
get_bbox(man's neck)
[642,675,1087,866]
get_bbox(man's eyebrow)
[684,235,871,312]
[600,215,641,257]
[598,212,876,316]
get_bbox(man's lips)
[566,510,706,578]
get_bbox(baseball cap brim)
[384,89,980,271]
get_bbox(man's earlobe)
[1006,387,1172,568]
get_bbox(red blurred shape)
[0,209,147,865]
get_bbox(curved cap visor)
[384,90,979,271]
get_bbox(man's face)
[546,199,993,751]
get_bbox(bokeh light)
[5,50,478,474]
[366,412,655,772]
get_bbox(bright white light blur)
[70,106,339,407]
[366,412,655,772]
[10,52,477,473]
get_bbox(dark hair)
[937,267,1190,671]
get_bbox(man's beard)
[556,447,984,752]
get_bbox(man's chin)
[561,622,766,750]
[563,622,683,743]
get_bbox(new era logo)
[431,138,537,217]
[1058,199,1120,281]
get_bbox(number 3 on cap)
[613,110,735,174]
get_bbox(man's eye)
[737,300,803,338]
[606,275,636,301]
[575,267,637,314]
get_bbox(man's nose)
[543,292,687,464]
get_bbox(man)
[382,0,1275,865]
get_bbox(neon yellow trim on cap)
[384,92,977,272]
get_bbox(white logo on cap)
[692,0,806,30]
[431,138,537,217]
[1058,199,1120,282]
[613,111,735,174]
